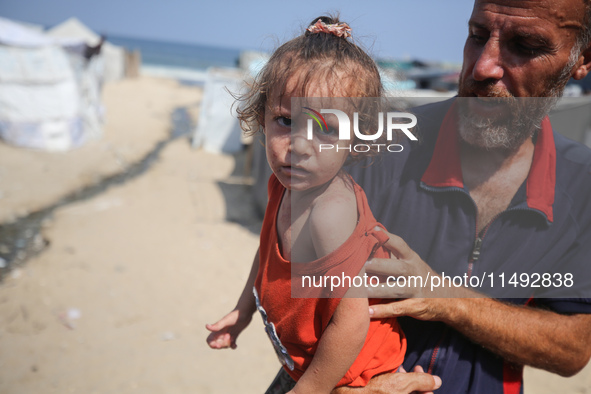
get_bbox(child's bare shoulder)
[309,176,358,258]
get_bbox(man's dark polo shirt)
[350,98,591,394]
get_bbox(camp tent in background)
[0,17,103,151]
[46,17,125,83]
[192,67,247,154]
[191,53,270,154]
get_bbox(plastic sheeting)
[46,17,125,82]
[0,17,103,151]
[192,67,246,153]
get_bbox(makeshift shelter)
[0,17,103,151]
[192,67,247,153]
[47,17,125,82]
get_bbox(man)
[267,0,591,392]
[349,0,591,392]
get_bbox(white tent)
[192,67,247,153]
[46,17,125,82]
[0,17,103,151]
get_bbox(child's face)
[264,75,353,192]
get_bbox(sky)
[0,0,475,63]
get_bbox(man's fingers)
[371,298,440,322]
[369,301,407,318]
[400,373,442,393]
[365,257,407,276]
[333,365,441,393]
[382,231,414,259]
[410,366,435,394]
[369,299,424,319]
[366,282,414,299]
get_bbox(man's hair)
[576,0,591,51]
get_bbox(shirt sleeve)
[534,213,591,314]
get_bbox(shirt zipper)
[427,326,449,374]
[420,183,536,375]
[468,206,532,274]
[420,184,475,374]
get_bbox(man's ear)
[572,45,591,80]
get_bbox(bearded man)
[346,0,591,392]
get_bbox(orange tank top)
[254,174,406,387]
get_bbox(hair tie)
[307,19,352,38]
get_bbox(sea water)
[108,34,244,82]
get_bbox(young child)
[206,16,405,393]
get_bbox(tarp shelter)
[0,17,103,151]
[46,17,125,83]
[192,67,247,153]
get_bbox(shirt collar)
[421,100,556,223]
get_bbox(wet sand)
[0,76,588,393]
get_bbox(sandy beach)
[0,75,589,393]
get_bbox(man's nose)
[472,39,504,81]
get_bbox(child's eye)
[277,117,292,127]
[318,127,337,136]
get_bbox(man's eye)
[514,43,544,56]
[468,33,487,44]
[277,117,292,127]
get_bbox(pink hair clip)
[307,19,352,38]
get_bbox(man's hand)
[332,365,441,394]
[362,229,591,376]
[364,228,474,323]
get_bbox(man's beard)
[456,54,576,151]
[455,94,559,151]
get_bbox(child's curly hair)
[236,15,384,151]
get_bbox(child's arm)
[205,248,259,349]
[290,297,370,394]
[289,190,369,393]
